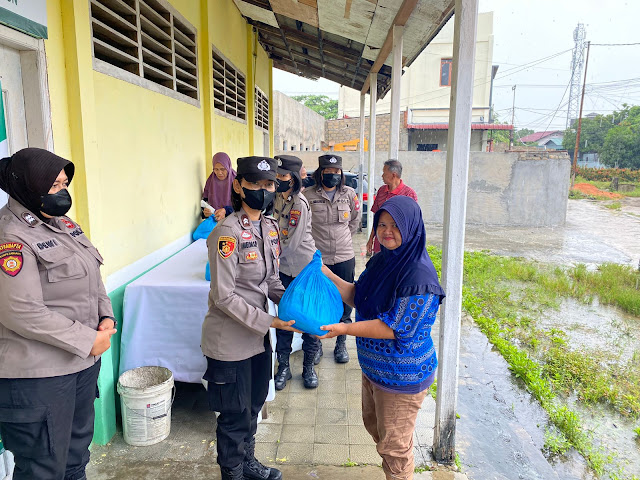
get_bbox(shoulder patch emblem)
[354,195,360,211]
[245,251,258,261]
[218,236,236,259]
[0,243,24,277]
[21,212,38,226]
[62,219,75,229]
[268,230,278,238]
[241,230,253,240]
[282,229,289,236]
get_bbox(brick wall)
[325,113,407,151]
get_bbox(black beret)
[318,154,342,169]
[237,156,277,182]
[274,155,302,175]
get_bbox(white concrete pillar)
[358,93,366,203]
[389,25,403,160]
[433,0,479,464]
[366,73,377,241]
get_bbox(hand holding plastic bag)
[278,250,343,336]
[193,216,217,241]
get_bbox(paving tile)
[255,441,278,465]
[348,444,380,465]
[275,442,313,464]
[346,369,363,383]
[317,379,346,394]
[346,394,362,409]
[314,424,348,444]
[348,408,363,425]
[288,376,310,392]
[313,443,350,465]
[318,368,346,382]
[283,407,316,425]
[346,381,362,394]
[260,406,285,425]
[316,407,348,425]
[270,391,289,408]
[280,424,315,444]
[317,392,349,409]
[255,422,282,443]
[288,392,318,409]
[348,425,375,445]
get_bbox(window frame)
[212,46,247,124]
[440,58,452,87]
[89,0,199,106]
[254,86,269,132]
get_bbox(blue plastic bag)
[193,216,217,241]
[205,261,210,281]
[278,250,343,336]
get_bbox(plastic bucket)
[117,366,174,446]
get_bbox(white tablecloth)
[119,239,297,398]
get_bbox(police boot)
[302,352,319,389]
[334,335,349,363]
[220,464,244,480]
[313,342,323,365]
[244,438,282,480]
[274,353,291,391]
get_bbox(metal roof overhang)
[232,0,455,98]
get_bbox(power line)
[591,42,640,47]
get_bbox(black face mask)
[276,179,291,193]
[302,177,315,189]
[322,173,341,188]
[41,189,72,217]
[242,187,275,211]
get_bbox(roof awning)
[233,0,455,98]
[406,123,514,130]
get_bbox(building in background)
[273,91,324,154]
[519,130,564,149]
[334,12,508,152]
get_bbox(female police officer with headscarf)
[202,156,297,480]
[0,148,117,480]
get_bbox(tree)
[600,105,640,169]
[291,95,338,120]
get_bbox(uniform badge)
[245,251,258,261]
[241,215,251,228]
[343,211,349,219]
[277,159,283,166]
[257,160,271,171]
[290,210,301,216]
[241,230,253,240]
[329,157,337,164]
[268,230,278,238]
[62,219,75,229]
[354,195,360,211]
[0,243,24,277]
[289,215,298,227]
[218,236,236,259]
[282,229,289,236]
[21,212,38,226]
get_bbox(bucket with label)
[117,366,174,446]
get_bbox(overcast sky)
[273,0,640,133]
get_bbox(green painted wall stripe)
[0,6,47,39]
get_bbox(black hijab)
[354,196,445,319]
[0,148,74,217]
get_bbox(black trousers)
[0,360,101,480]
[275,272,320,358]
[204,335,271,469]
[326,257,356,324]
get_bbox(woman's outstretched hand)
[318,323,347,339]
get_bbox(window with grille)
[212,48,246,122]
[255,87,268,131]
[89,0,199,101]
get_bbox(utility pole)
[509,85,516,149]
[571,41,590,187]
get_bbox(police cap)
[318,154,342,169]
[237,156,277,182]
[274,155,302,175]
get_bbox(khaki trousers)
[361,374,429,480]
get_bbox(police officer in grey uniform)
[202,156,297,480]
[0,148,117,480]
[272,155,321,390]
[304,154,362,363]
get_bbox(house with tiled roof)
[519,130,564,147]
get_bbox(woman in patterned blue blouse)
[320,195,445,480]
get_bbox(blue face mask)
[40,189,72,217]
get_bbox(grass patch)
[454,452,462,471]
[605,201,622,210]
[427,246,640,478]
[342,458,359,467]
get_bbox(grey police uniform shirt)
[201,209,286,362]
[303,185,362,265]
[0,198,114,378]
[273,192,316,277]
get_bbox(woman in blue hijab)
[320,195,445,480]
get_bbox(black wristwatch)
[100,316,117,329]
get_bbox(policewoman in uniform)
[0,148,117,480]
[304,154,362,363]
[202,156,297,480]
[272,155,320,390]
